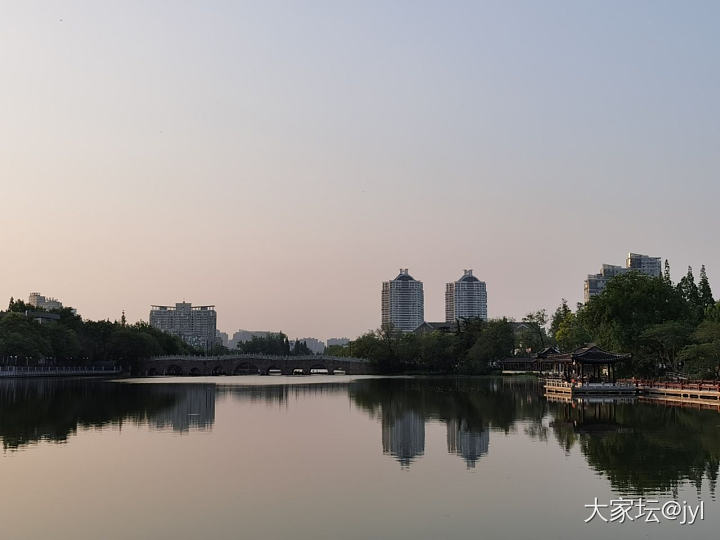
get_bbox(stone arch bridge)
[138,354,374,376]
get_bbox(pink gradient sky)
[2,2,719,339]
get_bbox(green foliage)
[678,320,720,379]
[236,333,291,355]
[677,266,703,320]
[554,267,719,379]
[325,344,350,356]
[291,339,312,355]
[338,318,515,375]
[517,310,549,354]
[461,319,514,374]
[550,299,571,339]
[638,321,694,373]
[553,309,592,353]
[580,272,688,354]
[698,265,714,310]
[0,300,196,367]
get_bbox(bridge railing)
[146,353,370,363]
[622,379,720,392]
[0,365,122,377]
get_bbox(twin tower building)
[381,269,488,332]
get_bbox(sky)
[1,1,719,340]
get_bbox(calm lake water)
[1,375,718,540]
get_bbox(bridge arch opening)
[234,363,259,375]
[309,364,329,375]
[166,365,183,376]
[189,367,202,376]
[147,368,158,376]
[211,365,225,376]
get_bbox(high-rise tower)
[381,269,424,332]
[445,269,487,322]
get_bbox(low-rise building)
[28,292,63,311]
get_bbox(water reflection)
[147,384,215,432]
[546,396,720,497]
[0,379,215,450]
[348,377,544,469]
[447,418,489,469]
[0,376,718,498]
[218,382,349,406]
[382,410,425,467]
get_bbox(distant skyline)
[2,2,719,339]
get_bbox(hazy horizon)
[2,1,719,340]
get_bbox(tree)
[698,265,714,310]
[0,313,52,360]
[639,321,693,374]
[463,318,514,373]
[663,259,672,285]
[108,328,162,371]
[554,310,592,353]
[580,272,688,357]
[291,340,312,356]
[237,332,291,355]
[45,323,82,362]
[518,310,549,354]
[679,320,720,379]
[678,266,702,318]
[550,300,572,339]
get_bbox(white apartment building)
[149,302,217,352]
[28,292,63,311]
[584,252,662,302]
[381,269,424,332]
[445,269,488,322]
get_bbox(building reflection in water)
[381,410,425,468]
[446,418,489,469]
[149,384,215,432]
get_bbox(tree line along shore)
[1,263,717,378]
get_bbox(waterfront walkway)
[0,366,122,378]
[543,377,720,405]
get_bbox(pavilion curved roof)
[545,345,631,364]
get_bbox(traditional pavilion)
[540,345,630,383]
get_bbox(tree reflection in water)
[0,377,718,497]
[0,379,214,450]
[348,377,720,496]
